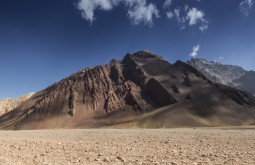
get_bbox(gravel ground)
[0,127,255,165]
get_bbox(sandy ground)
[0,128,255,165]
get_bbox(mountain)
[187,58,255,95]
[0,93,34,116]
[1,51,255,130]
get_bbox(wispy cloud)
[163,0,173,9]
[127,1,159,26]
[77,0,115,23]
[240,0,254,16]
[199,20,208,32]
[77,0,209,30]
[186,7,208,31]
[186,8,204,25]
[166,12,174,19]
[77,0,159,26]
[164,5,208,31]
[190,45,200,57]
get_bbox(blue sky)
[0,0,254,98]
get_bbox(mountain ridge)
[1,51,255,129]
[187,58,255,95]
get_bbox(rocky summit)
[187,58,255,95]
[1,51,255,130]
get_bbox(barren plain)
[0,127,255,165]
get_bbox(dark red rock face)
[1,51,255,129]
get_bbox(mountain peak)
[124,50,163,60]
[1,52,255,129]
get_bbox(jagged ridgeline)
[1,51,255,129]
[187,58,255,95]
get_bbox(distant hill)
[187,58,255,95]
[0,93,35,116]
[1,51,255,130]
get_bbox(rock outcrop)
[0,93,34,116]
[187,58,255,95]
[1,51,255,129]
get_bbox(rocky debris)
[185,94,192,100]
[187,58,255,95]
[0,92,34,116]
[183,76,191,87]
[171,84,180,94]
[1,128,255,165]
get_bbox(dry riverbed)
[0,127,255,165]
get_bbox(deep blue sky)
[0,0,254,98]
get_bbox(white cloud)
[174,8,180,18]
[77,0,159,26]
[184,5,189,12]
[163,0,173,9]
[165,7,186,29]
[190,45,200,57]
[77,0,209,30]
[166,12,174,19]
[186,7,208,31]
[127,1,159,26]
[77,0,115,23]
[171,8,187,30]
[165,6,208,31]
[174,8,185,23]
[186,8,204,25]
[199,19,208,31]
[240,0,254,16]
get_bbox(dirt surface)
[0,127,255,165]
